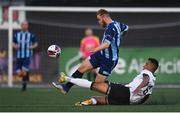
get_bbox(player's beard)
[102,21,107,28]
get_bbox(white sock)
[91,97,97,105]
[66,76,71,81]
[68,78,92,88]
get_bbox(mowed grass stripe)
[0,87,180,111]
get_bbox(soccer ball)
[47,45,61,58]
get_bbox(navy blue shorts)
[89,52,118,76]
[16,58,31,72]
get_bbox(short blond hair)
[96,9,110,16]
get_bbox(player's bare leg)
[77,58,94,73]
[87,68,97,81]
[52,58,108,94]
[17,69,26,77]
[93,96,108,105]
[58,74,109,94]
[95,74,107,82]
[57,59,94,93]
[74,81,109,106]
[74,82,109,106]
[54,74,110,105]
[65,59,108,88]
[53,73,109,94]
[21,68,29,92]
[91,82,108,94]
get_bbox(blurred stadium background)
[0,0,180,112]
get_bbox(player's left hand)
[29,46,34,49]
[133,88,140,95]
[88,48,95,53]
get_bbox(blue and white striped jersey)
[13,31,37,58]
[101,21,128,61]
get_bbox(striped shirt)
[13,31,37,58]
[101,21,128,61]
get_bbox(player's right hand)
[14,44,19,49]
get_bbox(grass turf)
[0,87,180,112]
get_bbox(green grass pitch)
[0,87,180,112]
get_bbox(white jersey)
[125,69,156,104]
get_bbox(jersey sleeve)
[31,33,37,43]
[103,26,114,44]
[120,23,128,32]
[141,69,152,77]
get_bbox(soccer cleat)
[58,72,68,83]
[75,99,93,106]
[52,82,69,94]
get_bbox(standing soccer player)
[80,28,100,81]
[13,21,38,91]
[53,9,128,94]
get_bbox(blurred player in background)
[0,49,7,83]
[57,58,159,106]
[13,21,38,91]
[80,28,100,81]
[53,9,128,94]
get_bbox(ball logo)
[47,45,61,58]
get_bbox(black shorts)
[107,83,130,105]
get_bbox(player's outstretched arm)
[121,30,128,37]
[89,42,109,53]
[133,74,150,94]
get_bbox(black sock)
[22,72,29,91]
[22,82,27,91]
[66,70,83,88]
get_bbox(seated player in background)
[80,28,100,81]
[53,58,159,105]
